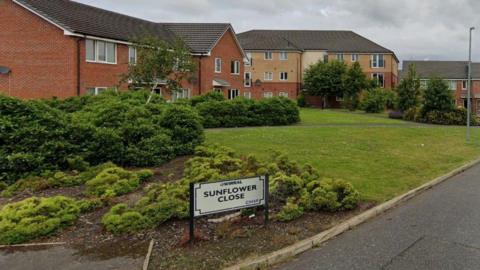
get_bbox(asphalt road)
[276,163,480,270]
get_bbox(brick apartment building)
[237,30,399,106]
[402,60,480,116]
[0,0,246,100]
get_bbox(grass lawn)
[299,108,408,125]
[206,109,480,202]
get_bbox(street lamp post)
[467,27,475,142]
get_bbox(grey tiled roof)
[237,30,395,55]
[15,0,232,54]
[401,61,480,80]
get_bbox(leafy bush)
[0,196,81,244]
[0,92,204,183]
[1,163,118,197]
[360,88,387,113]
[403,107,420,122]
[102,144,360,233]
[421,78,454,115]
[297,92,307,107]
[196,97,300,128]
[417,108,478,126]
[276,199,304,222]
[85,167,153,198]
[189,91,225,106]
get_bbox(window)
[264,72,273,81]
[228,89,239,100]
[323,54,329,63]
[128,46,137,64]
[279,92,289,98]
[86,40,95,61]
[86,39,117,64]
[280,72,288,81]
[263,92,273,98]
[244,92,252,99]
[463,80,468,90]
[244,72,252,87]
[351,54,359,62]
[264,51,273,60]
[336,54,344,61]
[231,60,240,75]
[86,87,108,95]
[371,54,385,68]
[173,89,190,101]
[420,80,428,89]
[280,52,288,60]
[245,52,252,66]
[448,80,457,90]
[215,58,222,73]
[372,73,385,88]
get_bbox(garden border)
[224,157,480,270]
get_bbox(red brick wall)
[246,82,300,100]
[78,41,129,94]
[0,0,78,99]
[198,30,245,98]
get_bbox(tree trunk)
[323,95,328,109]
[146,83,159,104]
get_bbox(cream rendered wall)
[301,51,327,75]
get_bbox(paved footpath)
[276,163,480,270]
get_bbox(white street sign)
[192,176,266,217]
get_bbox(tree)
[422,77,454,115]
[397,64,421,112]
[344,62,369,111]
[303,60,348,108]
[123,37,196,104]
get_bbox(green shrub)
[360,88,387,113]
[403,107,420,122]
[0,196,81,244]
[101,204,152,234]
[270,173,304,202]
[190,91,225,106]
[276,199,304,222]
[1,92,204,184]
[308,179,360,212]
[196,97,300,128]
[421,78,454,115]
[417,108,478,126]
[1,163,118,197]
[85,167,153,198]
[297,92,307,107]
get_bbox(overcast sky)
[76,0,480,67]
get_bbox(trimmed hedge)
[195,97,300,128]
[0,91,204,184]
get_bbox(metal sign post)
[189,175,269,244]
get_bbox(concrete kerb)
[224,157,480,270]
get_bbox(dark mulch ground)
[0,156,375,269]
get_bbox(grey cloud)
[75,0,480,64]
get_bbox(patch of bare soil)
[1,157,375,270]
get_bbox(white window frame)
[244,91,252,99]
[371,54,385,68]
[264,51,273,60]
[279,92,289,98]
[263,92,273,98]
[245,52,252,66]
[336,53,344,61]
[448,80,457,91]
[280,72,288,81]
[215,58,222,73]
[351,54,359,62]
[231,60,240,75]
[279,51,288,60]
[86,87,108,95]
[244,72,252,87]
[462,80,468,90]
[372,73,385,88]
[228,89,240,100]
[264,72,273,81]
[128,46,137,64]
[86,39,117,64]
[173,88,191,101]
